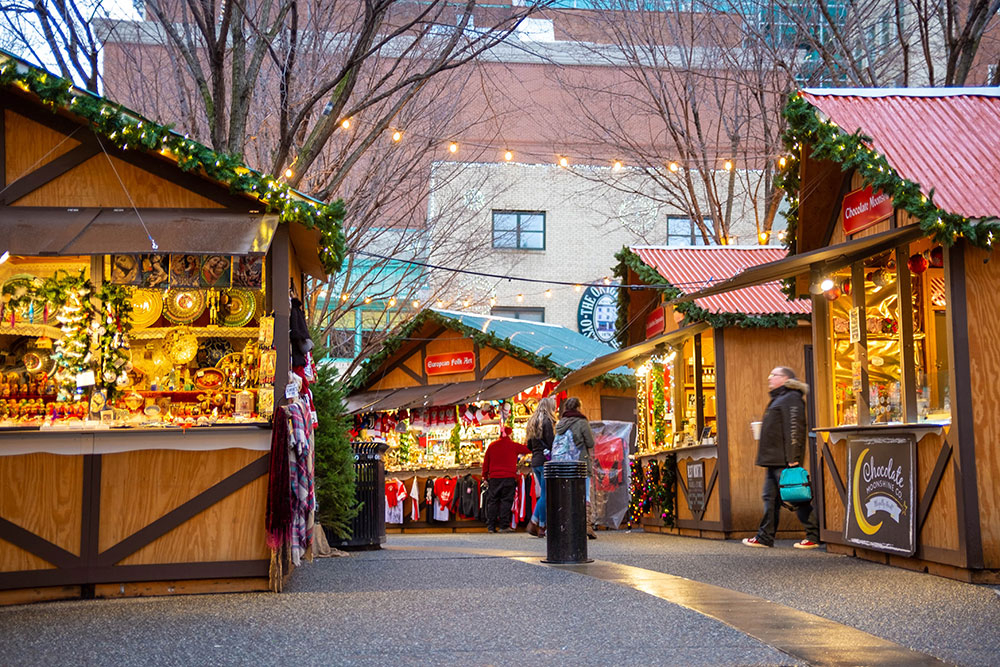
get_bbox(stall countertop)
[633,443,719,461]
[0,424,272,457]
[813,421,949,445]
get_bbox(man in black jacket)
[743,367,821,549]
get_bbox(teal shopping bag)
[779,467,812,503]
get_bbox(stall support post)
[894,245,918,423]
[270,224,291,414]
[851,261,871,425]
[694,334,704,435]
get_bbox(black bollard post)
[542,460,593,564]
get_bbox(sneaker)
[794,539,820,549]
[498,527,514,533]
[742,536,771,548]
[487,526,497,533]
[527,520,539,537]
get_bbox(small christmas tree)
[311,358,360,539]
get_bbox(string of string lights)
[317,115,791,176]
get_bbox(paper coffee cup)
[751,421,762,440]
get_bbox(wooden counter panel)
[98,448,263,552]
[821,440,847,534]
[916,433,959,551]
[0,453,81,555]
[0,539,56,572]
[963,244,1000,567]
[118,475,268,566]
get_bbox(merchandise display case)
[0,255,274,430]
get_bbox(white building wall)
[428,160,776,335]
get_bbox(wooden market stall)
[0,55,344,604]
[674,88,1000,582]
[345,308,634,533]
[557,246,812,539]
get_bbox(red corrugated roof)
[801,89,1000,219]
[631,246,811,316]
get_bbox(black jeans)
[756,466,820,545]
[485,477,517,530]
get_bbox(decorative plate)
[163,289,206,325]
[130,289,163,329]
[223,288,256,327]
[167,331,199,365]
[194,368,225,391]
[196,338,233,368]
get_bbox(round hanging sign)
[577,284,618,345]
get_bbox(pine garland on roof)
[348,310,632,393]
[613,247,807,334]
[777,92,1000,252]
[0,56,347,273]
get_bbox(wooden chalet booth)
[557,246,812,539]
[676,89,1000,582]
[345,309,633,533]
[0,56,344,603]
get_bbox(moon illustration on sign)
[852,447,883,535]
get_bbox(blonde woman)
[525,397,557,537]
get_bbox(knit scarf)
[265,411,291,550]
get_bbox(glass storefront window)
[908,239,950,421]
[864,252,902,424]
[826,240,950,426]
[828,268,857,425]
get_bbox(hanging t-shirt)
[424,477,437,524]
[433,477,457,521]
[408,477,421,522]
[385,478,407,524]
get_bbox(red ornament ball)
[841,278,851,295]
[907,253,928,274]
[824,287,842,301]
[929,246,944,268]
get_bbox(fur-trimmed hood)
[784,377,809,396]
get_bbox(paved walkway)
[1,531,998,666]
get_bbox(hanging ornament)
[907,253,928,274]
[929,245,944,268]
[871,269,889,288]
[841,277,852,295]
[824,287,842,301]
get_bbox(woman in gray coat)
[554,396,597,539]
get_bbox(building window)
[667,216,709,246]
[492,211,545,250]
[491,306,545,322]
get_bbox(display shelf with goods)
[0,255,273,430]
[356,399,532,473]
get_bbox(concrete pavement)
[0,531,997,666]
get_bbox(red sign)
[842,185,893,235]
[425,351,475,376]
[645,306,666,339]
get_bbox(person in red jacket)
[481,426,529,533]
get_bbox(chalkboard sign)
[687,461,706,514]
[845,432,916,556]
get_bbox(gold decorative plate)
[130,289,163,329]
[164,289,205,325]
[223,288,256,327]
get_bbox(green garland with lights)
[777,92,1000,253]
[651,362,668,449]
[613,247,808,337]
[0,55,347,273]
